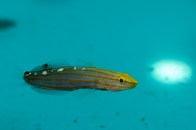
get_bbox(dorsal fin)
[31,59,70,71]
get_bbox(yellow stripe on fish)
[24,64,138,92]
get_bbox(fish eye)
[120,79,123,83]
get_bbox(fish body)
[24,65,138,92]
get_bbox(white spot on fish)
[42,71,48,75]
[57,68,64,72]
[34,73,37,75]
[74,67,77,70]
[25,72,31,76]
[82,68,86,70]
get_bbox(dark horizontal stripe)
[29,78,96,82]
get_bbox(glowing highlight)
[152,60,192,84]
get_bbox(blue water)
[0,0,195,130]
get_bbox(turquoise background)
[0,0,195,129]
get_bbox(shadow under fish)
[0,19,15,30]
[24,63,138,92]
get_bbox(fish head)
[114,73,138,90]
[97,72,138,92]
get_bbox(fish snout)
[128,78,138,89]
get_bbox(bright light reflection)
[152,60,192,84]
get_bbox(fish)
[24,63,138,92]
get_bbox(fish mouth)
[128,84,137,89]
[127,78,138,89]
[132,76,139,84]
[129,78,138,85]
[133,80,138,85]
